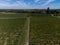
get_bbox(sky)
[0,0,59,9]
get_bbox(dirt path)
[0,17,26,19]
[26,17,30,45]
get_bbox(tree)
[46,7,50,14]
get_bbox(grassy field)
[1,13,60,45]
[30,16,60,45]
[0,13,28,45]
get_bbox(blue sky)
[0,0,60,9]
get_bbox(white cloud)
[0,0,56,9]
[34,0,40,2]
[0,0,31,9]
[42,0,55,6]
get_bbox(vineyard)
[0,13,28,45]
[30,16,60,45]
[0,13,60,45]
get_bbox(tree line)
[0,8,60,14]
